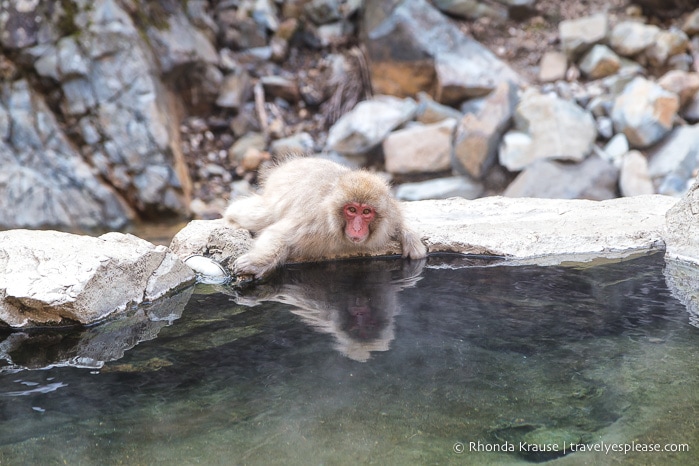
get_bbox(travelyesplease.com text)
[453,440,689,455]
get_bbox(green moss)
[133,3,172,33]
[56,0,80,37]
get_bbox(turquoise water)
[0,253,697,465]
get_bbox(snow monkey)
[224,157,427,279]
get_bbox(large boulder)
[498,89,597,171]
[325,96,417,155]
[0,80,131,229]
[404,195,676,264]
[0,230,195,328]
[0,0,225,228]
[452,81,518,179]
[361,0,523,102]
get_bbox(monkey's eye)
[347,206,357,213]
[362,208,372,215]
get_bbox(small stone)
[538,51,567,83]
[611,77,679,148]
[499,89,596,171]
[435,48,522,104]
[647,125,699,197]
[645,28,688,68]
[596,116,614,140]
[587,96,613,117]
[304,0,342,25]
[620,150,654,197]
[228,132,266,163]
[415,92,463,124]
[602,133,630,166]
[504,155,618,200]
[578,44,620,80]
[609,21,660,57]
[432,0,508,21]
[326,95,418,155]
[270,132,315,157]
[219,13,264,49]
[314,21,352,47]
[238,147,270,173]
[682,9,699,35]
[395,176,483,201]
[452,81,518,179]
[216,69,253,110]
[657,70,699,107]
[260,75,300,103]
[559,13,608,59]
[384,119,456,175]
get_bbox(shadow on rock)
[664,258,699,328]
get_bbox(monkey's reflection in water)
[236,258,425,362]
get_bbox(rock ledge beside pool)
[172,195,679,270]
[0,230,195,328]
[0,193,691,328]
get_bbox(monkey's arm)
[224,195,273,231]
[400,227,427,260]
[234,221,294,279]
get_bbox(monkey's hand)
[234,253,279,280]
[234,223,291,279]
[401,228,428,260]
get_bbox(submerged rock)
[0,230,195,328]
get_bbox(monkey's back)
[261,157,349,210]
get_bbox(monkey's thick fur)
[224,157,427,278]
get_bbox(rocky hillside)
[1,0,698,230]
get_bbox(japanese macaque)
[223,157,427,279]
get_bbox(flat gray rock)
[404,195,676,264]
[0,230,195,328]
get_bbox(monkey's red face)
[343,202,376,243]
